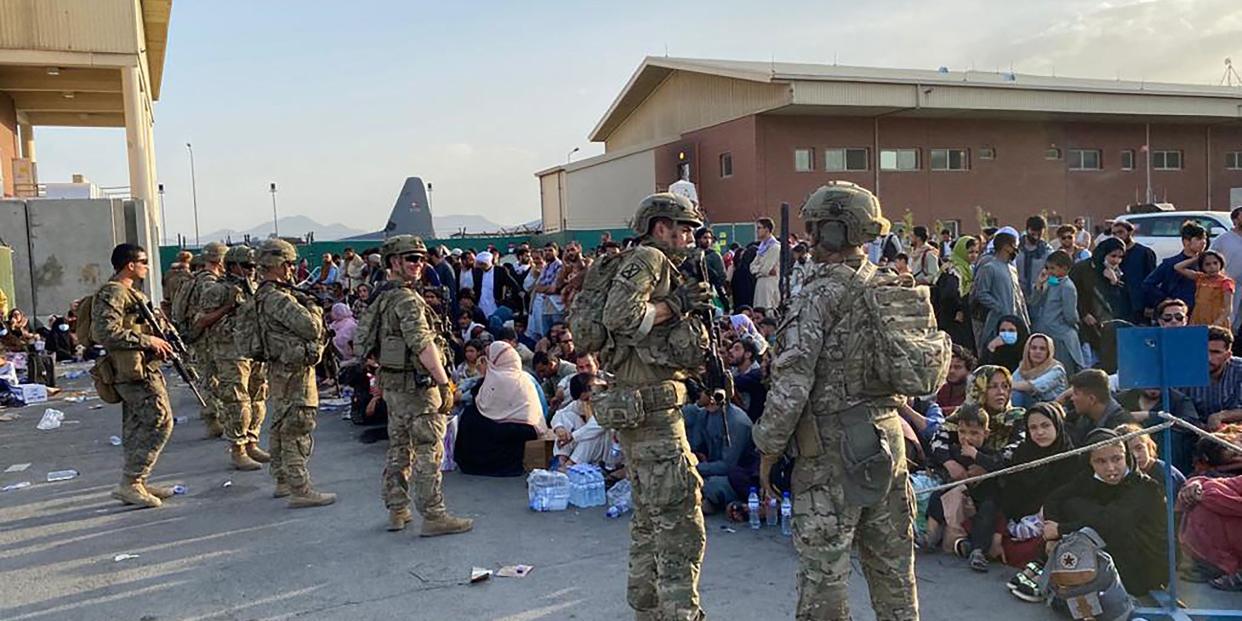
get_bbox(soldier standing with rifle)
[253,239,335,508]
[356,235,471,536]
[589,193,713,620]
[173,241,228,438]
[91,243,178,508]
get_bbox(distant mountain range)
[201,214,527,242]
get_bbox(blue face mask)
[58,323,70,332]
[999,330,1019,345]
[1047,275,1062,286]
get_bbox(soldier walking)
[92,243,178,508]
[356,235,472,536]
[197,245,270,471]
[254,239,335,508]
[591,193,713,620]
[753,182,930,620]
[173,241,227,438]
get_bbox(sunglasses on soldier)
[402,253,425,263]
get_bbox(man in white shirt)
[1213,207,1242,331]
[749,218,781,310]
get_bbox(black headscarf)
[982,314,1028,372]
[1000,402,1076,517]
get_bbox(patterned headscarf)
[948,236,977,296]
[963,364,1024,451]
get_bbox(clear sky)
[30,0,1242,241]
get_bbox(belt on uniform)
[633,380,686,411]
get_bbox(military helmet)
[200,241,228,263]
[257,239,298,268]
[189,254,205,269]
[224,245,256,265]
[800,181,890,247]
[632,192,705,235]
[381,235,427,263]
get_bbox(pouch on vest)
[593,385,646,430]
[838,404,895,507]
[90,354,123,403]
[793,407,822,458]
[378,335,412,370]
[108,349,147,383]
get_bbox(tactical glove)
[668,280,712,316]
[437,382,456,415]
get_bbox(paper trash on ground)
[2,482,32,492]
[113,554,140,562]
[470,567,492,583]
[5,463,31,473]
[36,409,64,430]
[497,564,533,578]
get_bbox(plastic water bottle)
[767,497,779,528]
[780,492,793,537]
[47,469,79,482]
[341,386,354,400]
[171,485,188,495]
[606,499,630,518]
[605,442,623,469]
[747,487,761,530]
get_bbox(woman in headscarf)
[454,341,549,477]
[1069,236,1129,356]
[729,313,760,340]
[998,402,1078,576]
[965,365,1026,452]
[328,303,358,364]
[980,314,1028,372]
[1010,334,1067,408]
[934,236,979,352]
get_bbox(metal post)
[1145,124,1153,204]
[158,183,167,246]
[778,202,791,310]
[1159,332,1178,607]
[186,143,200,246]
[269,182,279,238]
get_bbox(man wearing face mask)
[1016,215,1051,298]
[972,231,1029,354]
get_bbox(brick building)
[537,57,1242,238]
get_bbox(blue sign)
[1116,326,1209,390]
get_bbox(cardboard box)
[523,439,554,472]
[14,383,48,405]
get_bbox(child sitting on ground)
[549,373,607,471]
[924,404,1009,571]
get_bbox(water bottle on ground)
[781,492,793,537]
[47,469,79,482]
[768,496,779,528]
[747,487,761,530]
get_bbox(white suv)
[1112,211,1233,260]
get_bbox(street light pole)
[158,183,167,246]
[185,142,200,246]
[567,146,580,163]
[269,182,279,238]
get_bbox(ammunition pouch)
[107,349,147,384]
[90,355,123,403]
[594,380,686,430]
[838,405,895,507]
[378,335,414,371]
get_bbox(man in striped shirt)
[1186,326,1242,430]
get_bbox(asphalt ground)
[0,365,1235,620]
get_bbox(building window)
[880,149,920,171]
[930,148,969,171]
[1068,149,1102,171]
[1121,149,1135,171]
[824,147,869,172]
[978,147,996,160]
[1226,151,1242,170]
[1045,148,1062,160]
[719,152,733,178]
[1152,150,1183,171]
[794,148,814,172]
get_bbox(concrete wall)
[0,197,159,317]
[564,149,655,230]
[0,92,15,197]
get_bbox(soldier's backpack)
[1042,527,1134,621]
[232,285,268,362]
[567,251,628,355]
[75,294,96,350]
[170,273,203,342]
[848,261,951,397]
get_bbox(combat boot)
[387,508,412,532]
[230,445,262,471]
[111,477,162,508]
[288,488,337,509]
[142,480,176,500]
[204,419,225,439]
[272,482,291,498]
[245,442,271,463]
[420,513,473,537]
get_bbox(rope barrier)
[1154,411,1242,453]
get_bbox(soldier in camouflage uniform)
[176,242,228,438]
[197,245,270,471]
[93,243,179,508]
[253,239,335,508]
[597,193,713,621]
[161,250,193,316]
[356,235,472,536]
[752,182,919,621]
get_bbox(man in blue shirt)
[1143,220,1207,313]
[1112,220,1158,323]
[684,387,753,514]
[1186,326,1242,430]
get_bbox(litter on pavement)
[113,554,140,562]
[36,408,64,430]
[497,564,533,578]
[2,481,32,492]
[109,436,122,446]
[470,567,492,584]
[47,469,79,482]
[0,413,18,422]
[4,463,31,473]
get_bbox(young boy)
[549,373,607,470]
[1029,250,1086,373]
[893,252,911,275]
[924,405,1008,571]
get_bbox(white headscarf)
[985,226,1021,254]
[476,341,547,432]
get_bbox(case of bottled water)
[527,469,570,512]
[567,464,606,508]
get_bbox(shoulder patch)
[619,263,643,280]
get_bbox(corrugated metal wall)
[0,0,139,54]
[606,72,790,151]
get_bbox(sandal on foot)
[1209,571,1242,591]
[969,548,989,572]
[953,537,971,558]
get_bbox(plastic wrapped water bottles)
[568,464,606,508]
[606,479,633,518]
[748,487,761,530]
[526,469,570,512]
[781,492,793,537]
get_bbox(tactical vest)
[93,281,158,384]
[254,283,323,367]
[373,286,446,377]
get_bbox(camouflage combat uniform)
[178,268,225,432]
[600,242,708,621]
[92,279,174,503]
[752,260,919,621]
[254,280,327,501]
[200,270,269,456]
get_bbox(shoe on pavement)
[420,514,474,537]
[230,444,262,471]
[1010,574,1044,603]
[272,482,291,498]
[288,489,337,509]
[111,479,162,508]
[245,443,271,463]
[143,482,176,500]
[387,508,412,532]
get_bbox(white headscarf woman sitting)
[454,341,549,477]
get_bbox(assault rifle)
[695,252,734,447]
[135,301,207,408]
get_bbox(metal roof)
[590,56,1242,142]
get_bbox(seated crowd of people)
[0,301,93,407]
